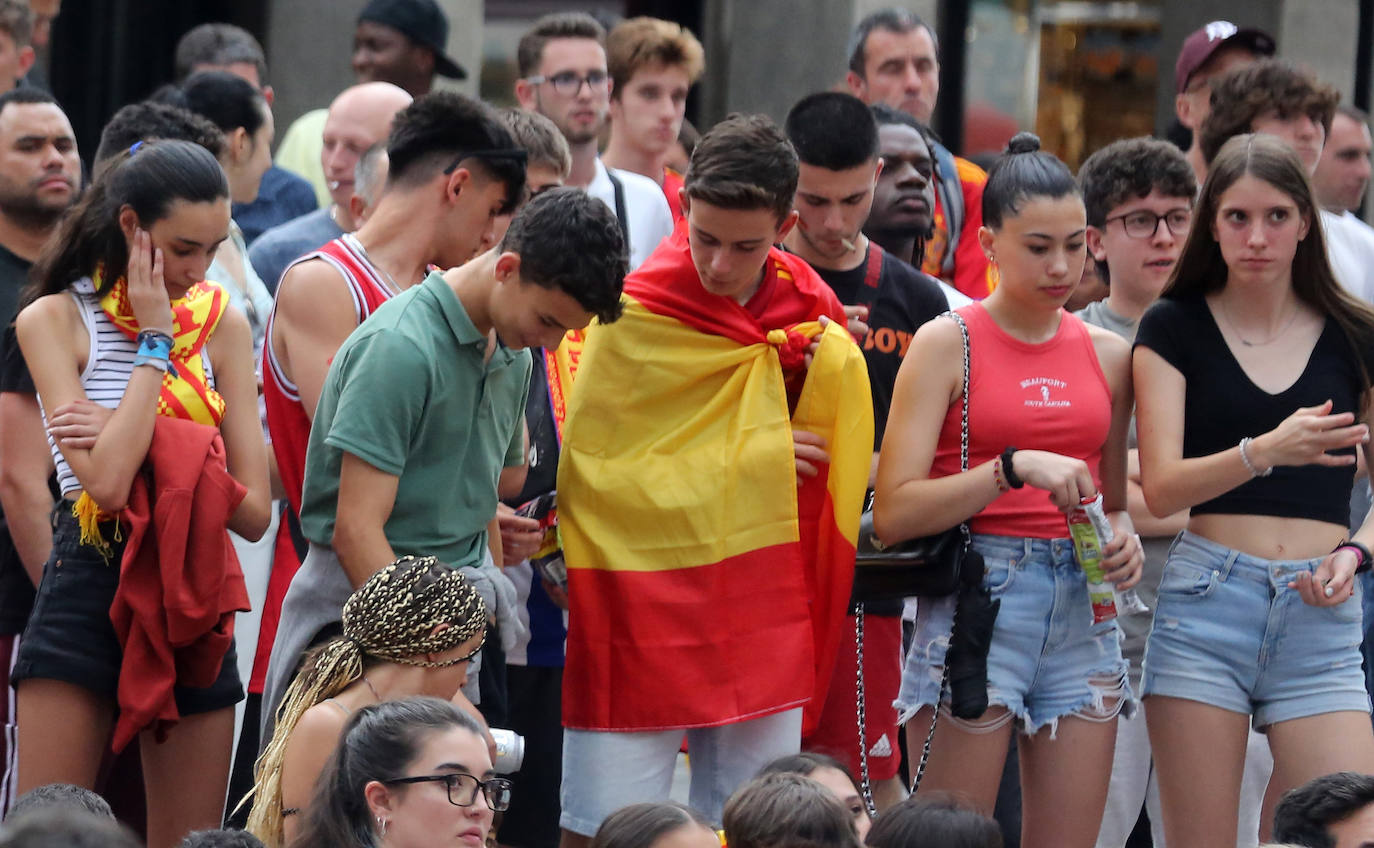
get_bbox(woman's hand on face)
[127,228,174,335]
[1100,511,1144,590]
[1291,547,1361,608]
[1252,400,1369,472]
[1011,449,1097,511]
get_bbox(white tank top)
[44,278,215,497]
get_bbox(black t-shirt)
[0,242,29,333]
[1135,295,1372,525]
[812,243,951,447]
[0,263,37,634]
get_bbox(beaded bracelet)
[1238,437,1272,478]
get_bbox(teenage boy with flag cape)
[556,113,873,842]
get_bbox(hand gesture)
[495,503,543,567]
[1100,511,1143,590]
[46,399,114,450]
[1253,400,1368,471]
[1291,547,1360,608]
[1010,449,1097,511]
[127,228,173,335]
[794,429,830,486]
[842,304,870,341]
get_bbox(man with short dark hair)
[1172,20,1275,182]
[1274,771,1374,848]
[259,91,534,731]
[0,85,76,817]
[263,186,626,739]
[515,12,673,270]
[1075,136,1196,848]
[782,91,949,813]
[844,8,993,299]
[174,22,316,244]
[275,0,466,207]
[556,113,871,843]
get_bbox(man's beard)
[0,179,73,230]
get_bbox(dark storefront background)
[47,0,268,170]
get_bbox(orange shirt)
[922,156,998,299]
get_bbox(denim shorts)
[1141,531,1369,728]
[895,534,1132,737]
[11,507,243,715]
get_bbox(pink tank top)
[929,303,1112,539]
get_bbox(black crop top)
[1135,295,1372,526]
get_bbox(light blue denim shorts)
[895,533,1132,737]
[1141,530,1369,728]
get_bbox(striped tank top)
[44,278,215,497]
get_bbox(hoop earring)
[377,816,389,836]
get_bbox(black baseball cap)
[358,0,468,80]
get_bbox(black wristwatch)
[1336,540,1374,574]
[1000,446,1024,489]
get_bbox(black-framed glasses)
[1104,208,1193,239]
[382,773,513,811]
[443,148,529,175]
[526,70,610,97]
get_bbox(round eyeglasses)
[1104,208,1193,239]
[382,773,513,811]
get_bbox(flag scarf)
[73,268,229,556]
[558,233,872,733]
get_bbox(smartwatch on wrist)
[1000,446,1024,489]
[1336,541,1374,574]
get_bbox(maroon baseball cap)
[1175,21,1276,94]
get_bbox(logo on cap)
[1205,21,1239,42]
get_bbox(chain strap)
[909,310,970,796]
[854,602,875,816]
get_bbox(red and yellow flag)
[558,234,872,733]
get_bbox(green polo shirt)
[299,270,531,568]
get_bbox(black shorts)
[10,507,243,715]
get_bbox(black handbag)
[851,309,973,601]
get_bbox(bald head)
[321,81,412,209]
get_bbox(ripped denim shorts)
[894,533,1133,737]
[1141,530,1369,728]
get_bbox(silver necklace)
[344,233,406,296]
[1219,299,1301,347]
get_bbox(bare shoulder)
[288,700,349,751]
[275,258,354,317]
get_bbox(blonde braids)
[244,556,488,847]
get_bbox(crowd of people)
[0,1,1370,847]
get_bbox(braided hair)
[244,556,487,847]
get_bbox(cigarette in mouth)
[840,238,856,252]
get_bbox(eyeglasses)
[526,70,610,97]
[382,773,513,811]
[1104,208,1193,239]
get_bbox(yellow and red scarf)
[74,267,228,555]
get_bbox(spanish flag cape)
[73,267,229,557]
[558,231,873,733]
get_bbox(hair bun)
[1006,132,1042,155]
